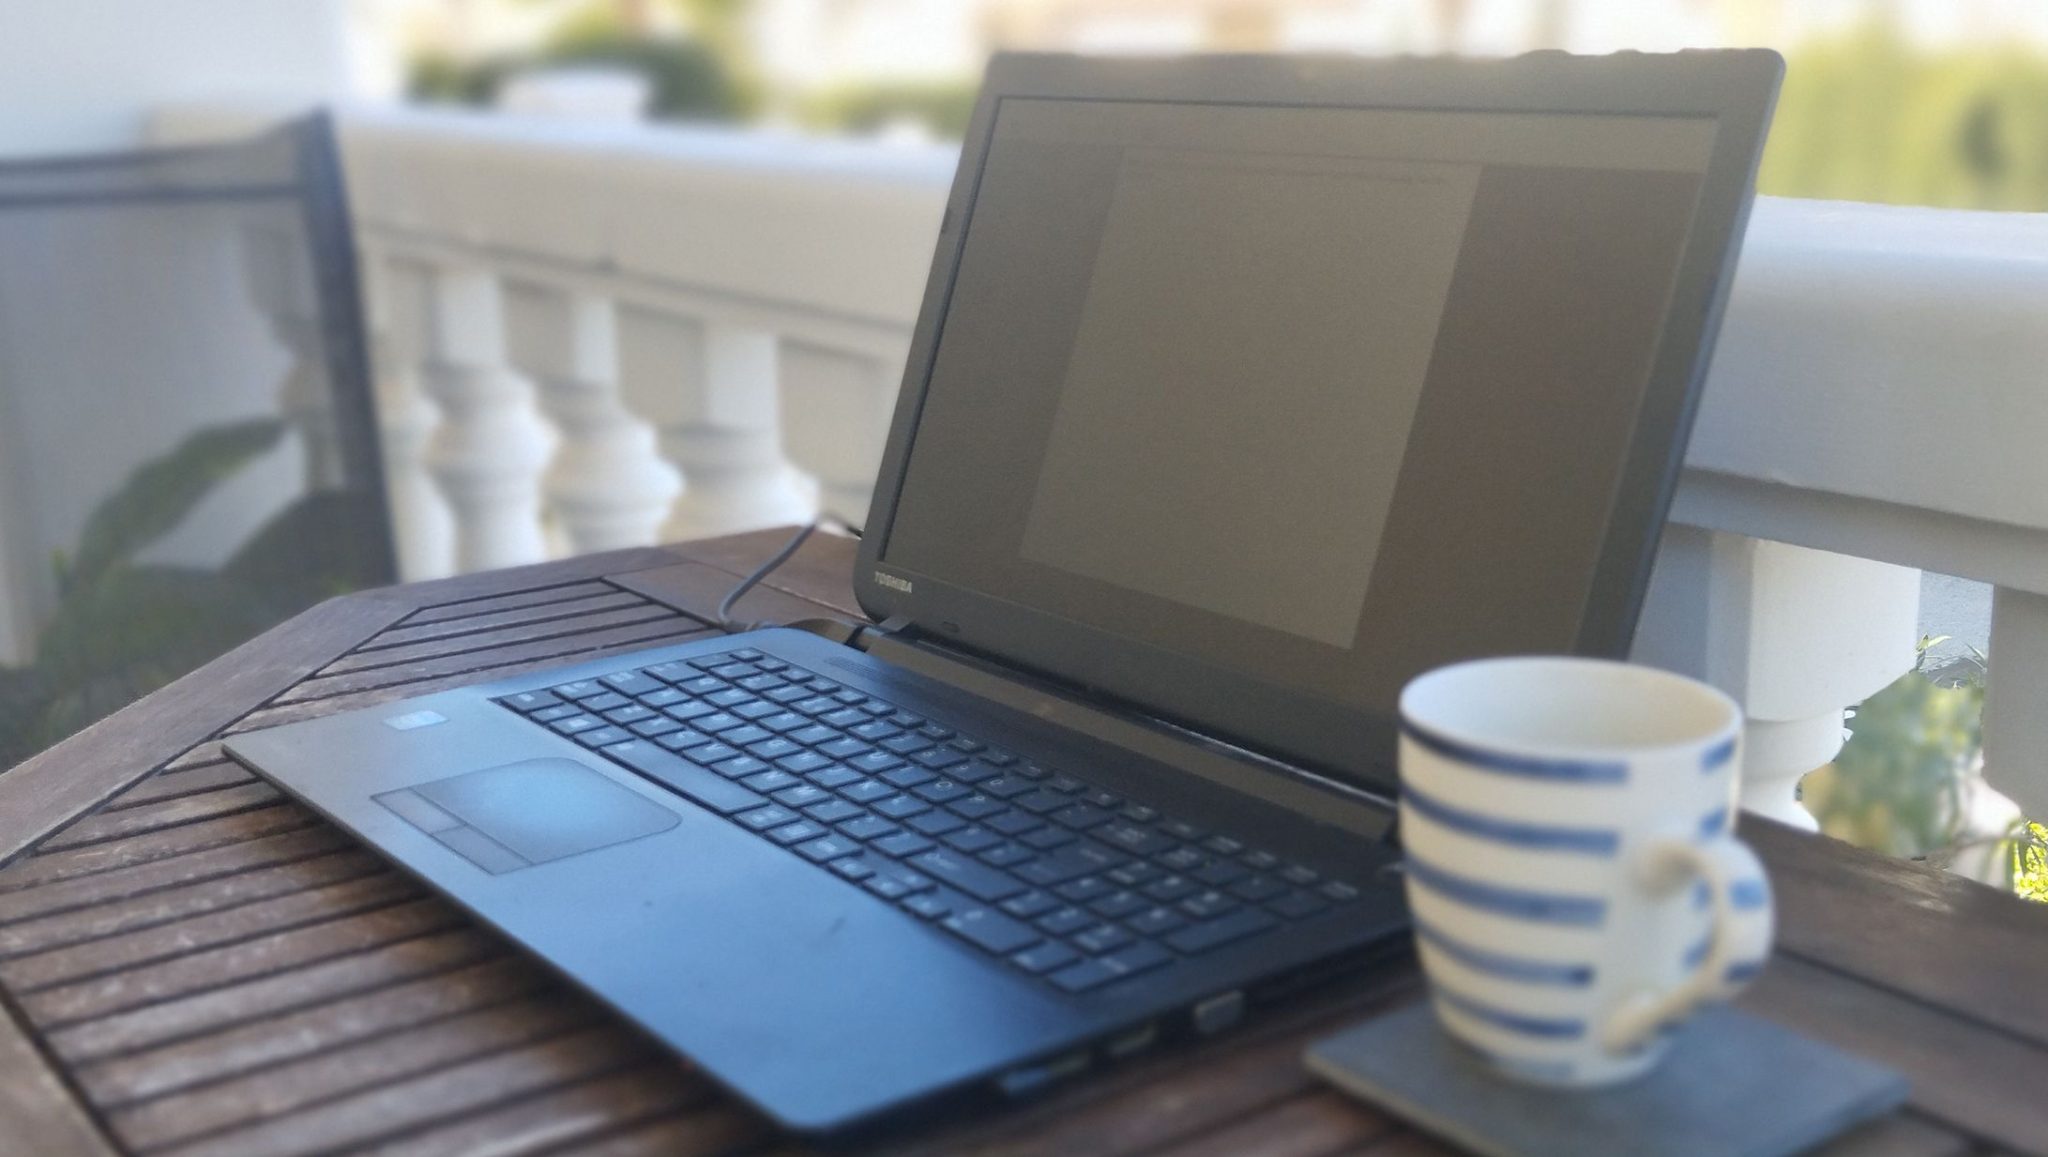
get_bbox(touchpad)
[376,758,678,873]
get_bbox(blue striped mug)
[1397,656,1773,1088]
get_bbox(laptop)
[228,50,1782,1136]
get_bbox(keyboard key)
[1195,860,1250,887]
[549,715,603,736]
[982,776,1034,799]
[1108,862,1161,887]
[601,671,662,697]
[581,692,631,714]
[1036,907,1094,936]
[1320,880,1361,902]
[889,711,925,728]
[741,769,802,793]
[1121,804,1159,823]
[911,849,1027,901]
[805,799,863,825]
[881,733,935,756]
[1127,906,1186,936]
[986,810,1042,836]
[1016,763,1051,780]
[808,765,862,790]
[639,687,687,709]
[873,831,935,858]
[797,835,861,863]
[1230,875,1288,902]
[602,740,768,816]
[951,760,1001,784]
[710,689,757,709]
[736,804,799,831]
[629,717,684,739]
[907,810,966,837]
[745,738,802,762]
[1057,875,1111,903]
[708,662,756,680]
[838,814,898,841]
[1052,804,1113,831]
[917,724,953,741]
[1166,908,1279,955]
[1047,776,1084,794]
[1082,789,1119,809]
[1090,890,1149,919]
[1001,890,1059,919]
[551,679,606,701]
[913,779,970,804]
[832,689,868,705]
[731,649,765,662]
[820,709,869,730]
[943,826,1001,855]
[654,729,713,751]
[1144,875,1199,902]
[874,795,930,820]
[980,748,1019,766]
[1243,851,1280,871]
[912,747,968,770]
[1268,891,1330,920]
[865,875,915,900]
[1100,941,1173,978]
[1013,941,1081,974]
[575,726,632,748]
[1158,847,1205,872]
[1098,824,1173,856]
[830,856,877,881]
[778,750,833,775]
[902,893,952,920]
[712,756,771,779]
[682,742,742,765]
[1015,791,1068,815]
[758,712,809,734]
[949,737,987,754]
[664,702,720,724]
[1161,821,1204,841]
[788,725,839,747]
[529,703,581,724]
[840,779,896,804]
[793,697,839,716]
[772,784,833,809]
[979,842,1033,868]
[949,794,1006,820]
[720,725,773,748]
[676,675,724,695]
[499,690,560,713]
[943,908,1040,955]
[1015,842,1123,888]
[882,766,936,790]
[1204,836,1245,856]
[644,662,696,684]
[859,699,894,716]
[1021,826,1078,851]
[1180,890,1239,919]
[851,721,900,742]
[737,673,785,693]
[818,737,871,760]
[1048,959,1121,993]
[1073,924,1132,954]
[850,751,904,774]
[1281,864,1321,886]
[767,820,827,846]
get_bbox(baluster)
[504,284,680,553]
[778,340,904,529]
[360,253,454,580]
[240,224,339,490]
[619,310,815,542]
[1984,587,2048,821]
[1634,528,1922,827]
[417,264,556,571]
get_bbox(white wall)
[0,0,353,157]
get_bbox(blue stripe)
[1402,784,1620,856]
[1697,807,1729,838]
[1682,933,1711,969]
[1432,984,1587,1040]
[1724,960,1765,984]
[1701,735,1738,772]
[1730,879,1770,910]
[1404,856,1608,927]
[1400,720,1628,784]
[1414,917,1595,986]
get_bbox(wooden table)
[1,529,2041,1157]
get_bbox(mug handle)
[1599,834,1775,1055]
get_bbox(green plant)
[0,419,386,769]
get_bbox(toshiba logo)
[873,571,914,594]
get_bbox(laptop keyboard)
[494,647,1359,994]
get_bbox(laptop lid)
[854,50,1782,796]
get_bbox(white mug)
[1396,656,1773,1087]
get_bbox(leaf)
[29,565,280,697]
[64,418,287,592]
[223,490,392,608]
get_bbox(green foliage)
[1760,21,2048,211]
[1799,640,1984,858]
[2011,822,2048,901]
[0,420,386,770]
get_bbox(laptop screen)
[879,96,1717,718]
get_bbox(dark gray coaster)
[1305,1002,1907,1157]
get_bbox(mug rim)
[1399,655,1741,764]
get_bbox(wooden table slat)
[99,762,261,814]
[37,783,287,855]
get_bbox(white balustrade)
[357,250,454,579]
[415,263,556,572]
[146,103,2048,831]
[504,285,680,553]
[239,222,340,490]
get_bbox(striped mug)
[1396,656,1773,1087]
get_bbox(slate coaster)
[1305,1002,1907,1157]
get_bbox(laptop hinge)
[849,626,1398,840]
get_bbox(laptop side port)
[1105,1021,1159,1059]
[1191,990,1245,1035]
[996,1049,1092,1098]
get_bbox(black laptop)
[228,50,1781,1136]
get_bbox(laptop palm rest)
[376,757,679,874]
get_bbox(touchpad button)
[404,757,678,866]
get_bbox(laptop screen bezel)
[853,50,1783,794]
